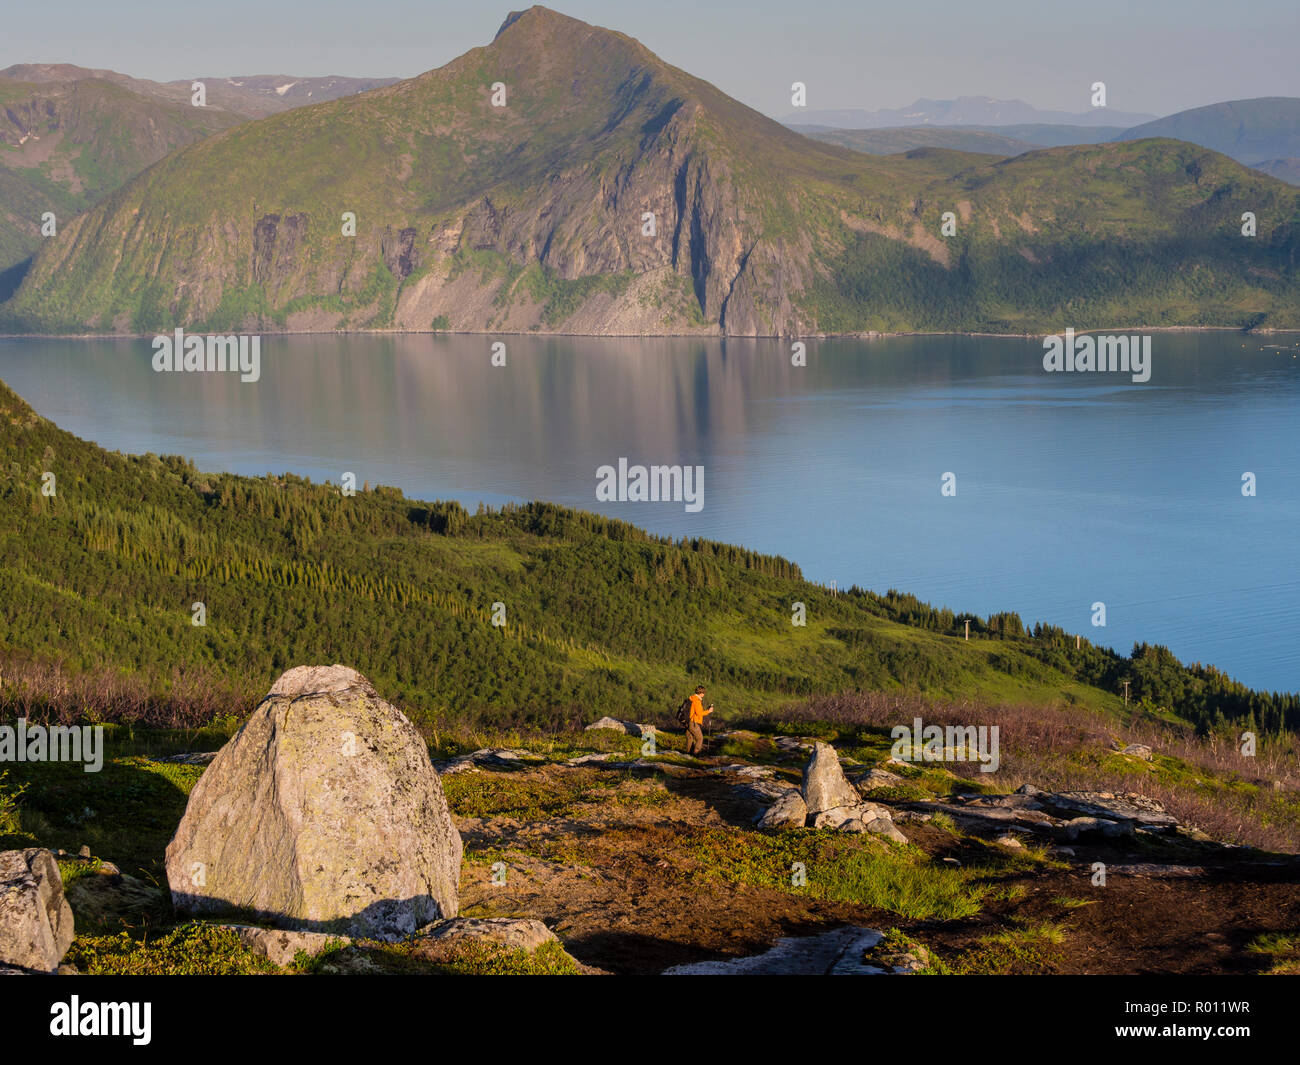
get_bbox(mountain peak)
[494,5,577,40]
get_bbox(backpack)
[676,697,692,726]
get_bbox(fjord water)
[3,332,1298,693]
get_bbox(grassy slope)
[3,7,1297,335]
[0,77,242,273]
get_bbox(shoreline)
[2,325,1298,342]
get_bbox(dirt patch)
[449,755,1300,975]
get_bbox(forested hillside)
[2,378,1295,737]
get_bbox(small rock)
[420,917,557,953]
[854,767,906,791]
[565,753,613,766]
[1120,744,1153,761]
[810,802,881,830]
[994,834,1024,849]
[221,924,351,968]
[757,789,808,830]
[65,870,163,928]
[0,849,75,974]
[1060,816,1135,841]
[77,846,91,860]
[584,717,628,734]
[864,818,908,844]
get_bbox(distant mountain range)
[1,8,1297,336]
[782,96,1156,130]
[0,64,400,117]
[794,98,1300,186]
[1116,98,1300,186]
[799,125,1123,157]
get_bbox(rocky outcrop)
[165,665,462,940]
[0,848,74,973]
[801,741,862,817]
[749,745,909,842]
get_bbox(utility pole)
[964,619,970,642]
[1122,680,1130,707]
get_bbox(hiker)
[678,684,713,755]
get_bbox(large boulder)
[0,848,75,973]
[801,741,861,817]
[166,665,462,940]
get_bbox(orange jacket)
[688,694,712,725]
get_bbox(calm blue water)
[3,332,1298,692]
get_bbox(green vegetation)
[686,826,989,921]
[377,937,583,975]
[929,919,1069,975]
[1246,931,1300,975]
[67,922,277,975]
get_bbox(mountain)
[1114,98,1300,185]
[799,126,1041,156]
[781,96,1156,130]
[0,64,400,118]
[167,74,403,116]
[0,74,243,289]
[1253,158,1300,185]
[798,124,1127,158]
[3,6,1298,336]
[951,124,1125,148]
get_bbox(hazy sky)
[5,0,1298,118]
